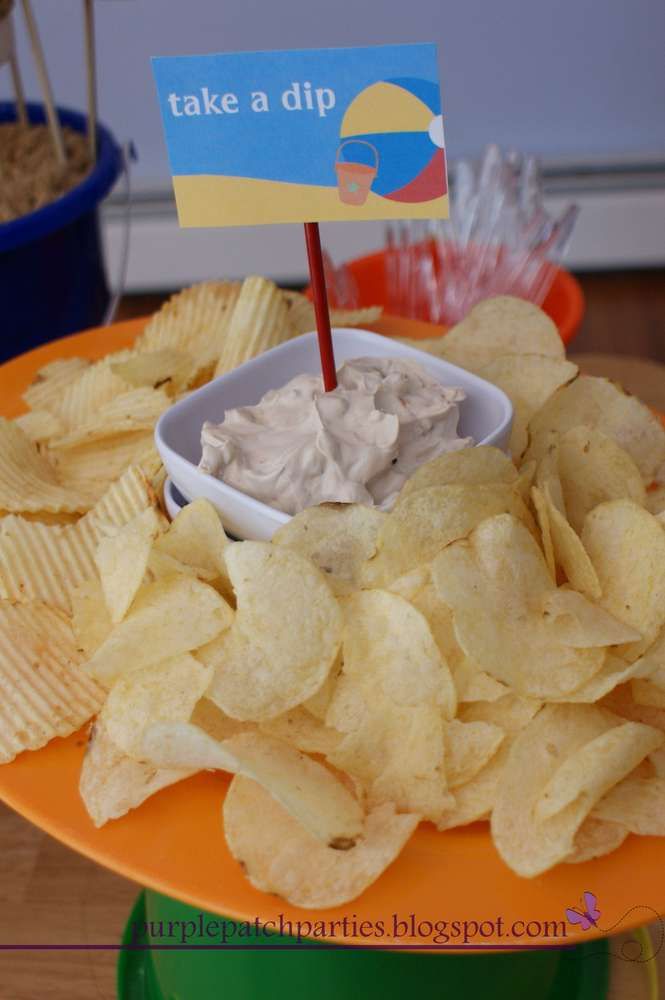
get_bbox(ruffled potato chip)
[214,277,290,378]
[110,348,197,396]
[22,357,91,413]
[223,775,418,908]
[202,543,342,721]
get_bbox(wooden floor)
[1,269,664,999]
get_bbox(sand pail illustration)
[335,139,379,205]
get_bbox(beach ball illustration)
[335,77,446,206]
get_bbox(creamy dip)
[199,357,472,515]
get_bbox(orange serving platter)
[0,317,662,952]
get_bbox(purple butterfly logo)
[565,891,601,931]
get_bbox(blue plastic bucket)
[0,102,123,363]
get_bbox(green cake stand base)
[118,891,609,1000]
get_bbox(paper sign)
[152,43,448,227]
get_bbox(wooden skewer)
[82,0,96,161]
[9,49,27,124]
[20,0,66,165]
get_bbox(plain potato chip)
[190,697,253,741]
[646,485,665,516]
[70,578,113,657]
[435,296,564,373]
[565,817,628,864]
[534,720,663,821]
[432,516,605,698]
[490,704,658,877]
[539,480,601,599]
[154,498,232,597]
[142,724,362,846]
[444,719,504,789]
[202,543,341,721]
[86,576,233,685]
[341,590,456,714]
[0,600,104,763]
[559,654,651,704]
[478,355,578,459]
[79,721,193,828]
[395,445,518,504]
[526,376,665,482]
[259,706,342,756]
[582,500,665,661]
[530,486,556,579]
[273,503,386,596]
[361,483,535,588]
[102,654,212,759]
[223,775,418,908]
[283,290,382,337]
[95,507,166,623]
[592,774,665,835]
[540,588,642,647]
[556,427,646,534]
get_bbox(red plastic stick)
[304,222,337,391]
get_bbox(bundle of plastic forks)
[382,145,579,324]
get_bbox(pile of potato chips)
[2,287,665,908]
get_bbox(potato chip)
[432,515,604,698]
[0,465,159,612]
[530,486,556,579]
[202,542,341,721]
[110,348,196,396]
[535,481,601,599]
[85,576,233,685]
[444,719,504,789]
[101,654,212,759]
[214,277,290,377]
[593,774,665,835]
[142,724,362,846]
[136,281,241,374]
[283,291,381,337]
[559,654,650,703]
[95,508,167,623]
[556,427,646,533]
[361,483,535,588]
[224,775,418,907]
[0,419,91,515]
[273,502,386,596]
[70,578,113,657]
[0,600,104,763]
[48,431,158,504]
[451,658,509,703]
[341,590,456,715]
[22,357,91,413]
[146,548,217,584]
[540,588,642,647]
[565,817,628,863]
[155,498,230,586]
[515,459,537,504]
[582,500,665,660]
[395,445,518,505]
[435,296,564,373]
[190,697,253,741]
[534,720,663,822]
[491,704,660,877]
[14,409,65,444]
[49,358,133,431]
[526,376,665,482]
[478,355,578,459]
[79,721,193,827]
[50,387,170,450]
[631,678,665,710]
[259,706,341,756]
[330,305,383,328]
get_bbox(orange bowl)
[331,248,585,347]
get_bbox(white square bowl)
[155,328,513,540]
